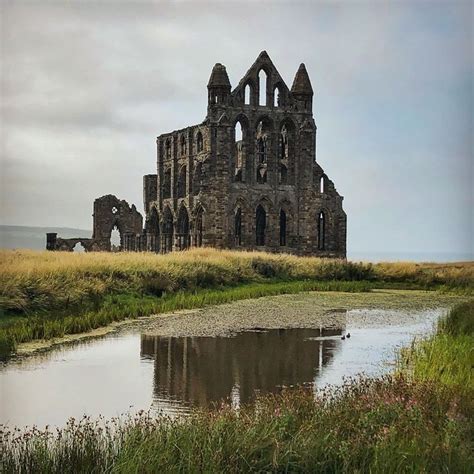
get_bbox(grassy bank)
[2,301,473,473]
[401,299,474,394]
[1,249,472,359]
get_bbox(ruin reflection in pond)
[141,327,343,410]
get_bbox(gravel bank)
[140,290,465,338]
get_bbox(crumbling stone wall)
[47,195,143,252]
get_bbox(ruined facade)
[48,52,346,257]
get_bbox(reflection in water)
[0,306,446,428]
[141,327,343,412]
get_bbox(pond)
[0,290,460,428]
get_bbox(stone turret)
[291,63,313,112]
[207,63,231,107]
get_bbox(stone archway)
[162,206,174,253]
[177,206,190,250]
[256,205,266,246]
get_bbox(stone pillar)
[46,233,57,251]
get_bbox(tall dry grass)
[0,249,472,359]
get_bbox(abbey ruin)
[47,52,346,257]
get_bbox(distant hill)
[0,225,92,250]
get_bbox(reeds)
[1,375,472,473]
[401,299,474,394]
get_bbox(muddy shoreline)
[14,289,465,357]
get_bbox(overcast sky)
[1,1,472,257]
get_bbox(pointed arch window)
[258,70,267,106]
[235,208,242,246]
[244,84,251,105]
[177,206,190,250]
[279,209,287,246]
[162,207,174,253]
[274,86,281,107]
[257,136,267,164]
[195,207,204,247]
[279,164,288,185]
[196,132,203,153]
[165,139,171,159]
[320,176,325,194]
[256,205,266,246]
[234,121,244,182]
[318,211,326,251]
[180,135,187,156]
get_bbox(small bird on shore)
[346,333,351,338]
[341,335,346,340]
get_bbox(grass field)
[0,248,472,358]
[2,300,473,473]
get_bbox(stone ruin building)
[47,52,346,257]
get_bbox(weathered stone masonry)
[47,52,346,257]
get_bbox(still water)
[0,308,445,428]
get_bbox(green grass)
[401,299,474,394]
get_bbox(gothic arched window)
[279,209,287,246]
[235,208,242,246]
[196,132,203,153]
[258,70,267,106]
[256,205,266,246]
[318,211,326,250]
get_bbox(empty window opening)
[177,206,190,250]
[235,208,242,246]
[180,135,187,155]
[111,206,118,215]
[318,212,326,251]
[235,121,243,142]
[110,226,121,252]
[279,209,287,246]
[165,139,171,159]
[320,176,325,193]
[280,125,289,160]
[244,84,251,105]
[195,208,204,247]
[258,70,267,106]
[73,242,85,253]
[177,166,187,198]
[196,132,203,152]
[257,136,267,164]
[274,87,280,107]
[162,208,174,253]
[257,166,267,184]
[256,205,266,246]
[279,164,288,185]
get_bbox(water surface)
[0,305,445,428]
